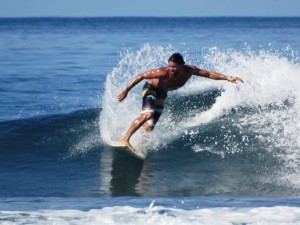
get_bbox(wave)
[99,44,300,194]
[1,43,300,197]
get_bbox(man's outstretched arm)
[118,68,168,102]
[191,66,244,84]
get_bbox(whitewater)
[100,44,300,188]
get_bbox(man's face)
[168,61,181,75]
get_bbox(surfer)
[117,53,243,152]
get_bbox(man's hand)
[227,75,244,84]
[117,89,128,102]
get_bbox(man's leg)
[142,105,163,132]
[118,112,154,152]
[118,83,160,152]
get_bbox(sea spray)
[182,47,300,187]
[100,45,300,188]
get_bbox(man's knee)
[143,123,154,132]
[141,111,154,121]
[141,112,156,131]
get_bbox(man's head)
[168,53,185,75]
[168,53,185,65]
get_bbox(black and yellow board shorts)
[141,82,167,127]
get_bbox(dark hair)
[168,53,185,65]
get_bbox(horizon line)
[1,15,300,19]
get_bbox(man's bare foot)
[114,140,127,147]
[117,140,136,153]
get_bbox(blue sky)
[1,0,300,17]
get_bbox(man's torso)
[147,65,194,92]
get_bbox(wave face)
[99,44,300,197]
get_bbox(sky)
[0,0,300,17]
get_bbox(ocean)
[0,17,300,224]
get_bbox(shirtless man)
[117,53,243,152]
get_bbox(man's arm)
[190,66,243,84]
[118,67,168,102]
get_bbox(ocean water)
[1,17,300,224]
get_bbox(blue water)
[1,17,300,224]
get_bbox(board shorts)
[141,82,167,128]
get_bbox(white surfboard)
[110,141,148,160]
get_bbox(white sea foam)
[183,47,300,125]
[99,44,300,187]
[1,205,300,225]
[188,48,300,190]
[182,47,300,187]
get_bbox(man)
[117,53,243,152]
